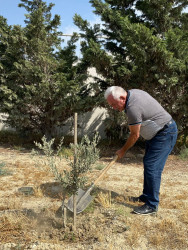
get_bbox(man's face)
[107,94,126,111]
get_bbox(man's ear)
[120,96,126,102]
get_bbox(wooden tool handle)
[93,155,119,186]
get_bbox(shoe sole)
[133,210,157,216]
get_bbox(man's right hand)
[116,148,126,159]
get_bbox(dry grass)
[33,186,44,198]
[95,191,112,208]
[159,217,177,232]
[0,147,187,249]
[109,176,122,181]
[101,174,110,181]
[180,208,188,224]
[126,228,141,248]
[1,197,23,211]
[150,218,188,249]
[114,205,131,218]
[149,233,163,248]
[124,217,142,248]
[123,216,188,250]
[160,191,187,209]
[0,212,32,243]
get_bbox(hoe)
[65,155,118,214]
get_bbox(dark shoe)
[133,204,157,215]
[130,195,147,203]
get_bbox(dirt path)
[0,146,187,249]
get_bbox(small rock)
[18,186,34,196]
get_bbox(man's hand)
[116,148,126,159]
[115,124,141,159]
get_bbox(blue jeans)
[142,120,178,209]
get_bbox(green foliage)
[58,147,73,158]
[104,109,128,141]
[176,134,188,150]
[0,129,41,148]
[74,0,188,143]
[83,200,96,214]
[179,147,188,160]
[114,205,130,218]
[0,162,11,176]
[95,163,104,170]
[0,0,99,138]
[33,133,100,195]
[0,130,22,145]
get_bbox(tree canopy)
[0,0,98,138]
[0,0,187,143]
[74,0,188,142]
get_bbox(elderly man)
[104,86,178,215]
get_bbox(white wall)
[0,113,12,131]
[60,107,108,139]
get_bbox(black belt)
[157,119,173,134]
[165,119,173,127]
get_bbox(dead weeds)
[0,146,187,249]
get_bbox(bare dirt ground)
[0,146,187,250]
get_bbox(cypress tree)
[0,0,95,138]
[74,0,188,142]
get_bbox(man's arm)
[116,124,141,159]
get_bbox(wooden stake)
[63,206,67,228]
[73,195,77,231]
[73,113,78,231]
[74,112,78,146]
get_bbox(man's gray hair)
[104,86,126,100]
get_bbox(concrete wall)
[60,107,108,139]
[0,113,12,131]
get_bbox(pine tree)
[74,0,188,143]
[0,16,10,73]
[0,0,95,138]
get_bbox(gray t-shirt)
[125,89,172,140]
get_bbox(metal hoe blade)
[65,185,94,214]
[64,155,118,214]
